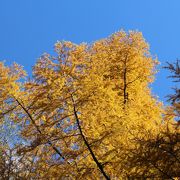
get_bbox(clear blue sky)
[0,0,179,103]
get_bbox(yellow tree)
[124,60,180,179]
[66,31,163,178]
[0,31,164,179]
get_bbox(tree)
[124,60,180,179]
[0,31,167,179]
[165,60,180,123]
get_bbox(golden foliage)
[0,31,178,179]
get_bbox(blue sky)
[0,0,179,103]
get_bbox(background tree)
[165,60,180,123]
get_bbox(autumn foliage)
[0,31,179,179]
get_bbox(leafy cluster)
[0,31,179,179]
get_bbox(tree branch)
[71,94,110,180]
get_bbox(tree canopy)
[0,31,179,179]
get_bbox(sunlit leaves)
[0,31,176,179]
